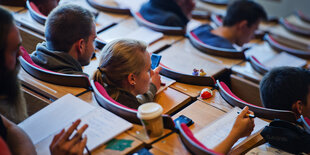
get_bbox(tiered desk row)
[2,0,310,154]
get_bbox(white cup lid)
[137,102,163,120]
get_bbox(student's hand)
[230,106,255,139]
[50,119,88,155]
[151,66,162,90]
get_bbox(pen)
[237,112,255,118]
[74,127,91,155]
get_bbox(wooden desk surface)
[152,101,226,154]
[159,38,242,77]
[97,18,184,53]
[198,89,233,113]
[170,82,212,98]
[0,4,25,12]
[154,87,191,115]
[78,86,191,115]
[13,4,128,37]
[18,68,87,100]
[233,42,310,84]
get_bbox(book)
[18,94,132,154]
[264,52,307,68]
[194,107,269,149]
[102,27,164,45]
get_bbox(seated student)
[93,39,161,109]
[192,0,267,49]
[0,7,89,155]
[260,67,310,119]
[139,0,195,27]
[0,6,27,123]
[31,4,96,76]
[29,0,60,16]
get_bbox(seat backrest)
[279,18,310,37]
[159,63,215,86]
[91,80,175,129]
[26,0,46,25]
[264,33,310,59]
[176,121,223,155]
[248,56,268,75]
[217,80,297,122]
[19,46,91,89]
[296,11,310,23]
[210,14,223,27]
[188,31,245,59]
[86,0,130,14]
[132,12,185,35]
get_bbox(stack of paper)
[19,94,132,154]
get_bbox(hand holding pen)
[50,119,89,155]
[231,106,255,139]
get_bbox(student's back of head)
[223,0,267,27]
[45,4,94,52]
[260,67,310,114]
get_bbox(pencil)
[237,112,255,118]
[74,128,91,155]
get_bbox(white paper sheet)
[195,107,269,149]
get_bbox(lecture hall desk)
[152,100,264,155]
[96,18,184,53]
[158,38,243,79]
[232,25,310,84]
[18,68,88,101]
[78,82,192,145]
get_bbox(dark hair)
[0,7,14,71]
[45,4,94,52]
[223,0,267,27]
[260,67,310,111]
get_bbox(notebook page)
[18,94,94,144]
[264,52,307,68]
[194,107,268,149]
[123,27,164,45]
[80,108,133,150]
[104,27,164,45]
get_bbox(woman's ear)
[292,100,303,117]
[127,73,136,86]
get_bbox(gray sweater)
[31,42,88,76]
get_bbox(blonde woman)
[93,39,161,109]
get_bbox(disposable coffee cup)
[137,102,164,137]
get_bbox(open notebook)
[18,94,132,154]
[100,27,164,45]
[195,107,268,149]
[263,52,307,68]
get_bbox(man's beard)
[0,59,27,123]
[0,59,20,103]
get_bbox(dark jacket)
[31,42,87,76]
[192,24,235,49]
[139,0,189,27]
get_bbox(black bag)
[261,119,310,154]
